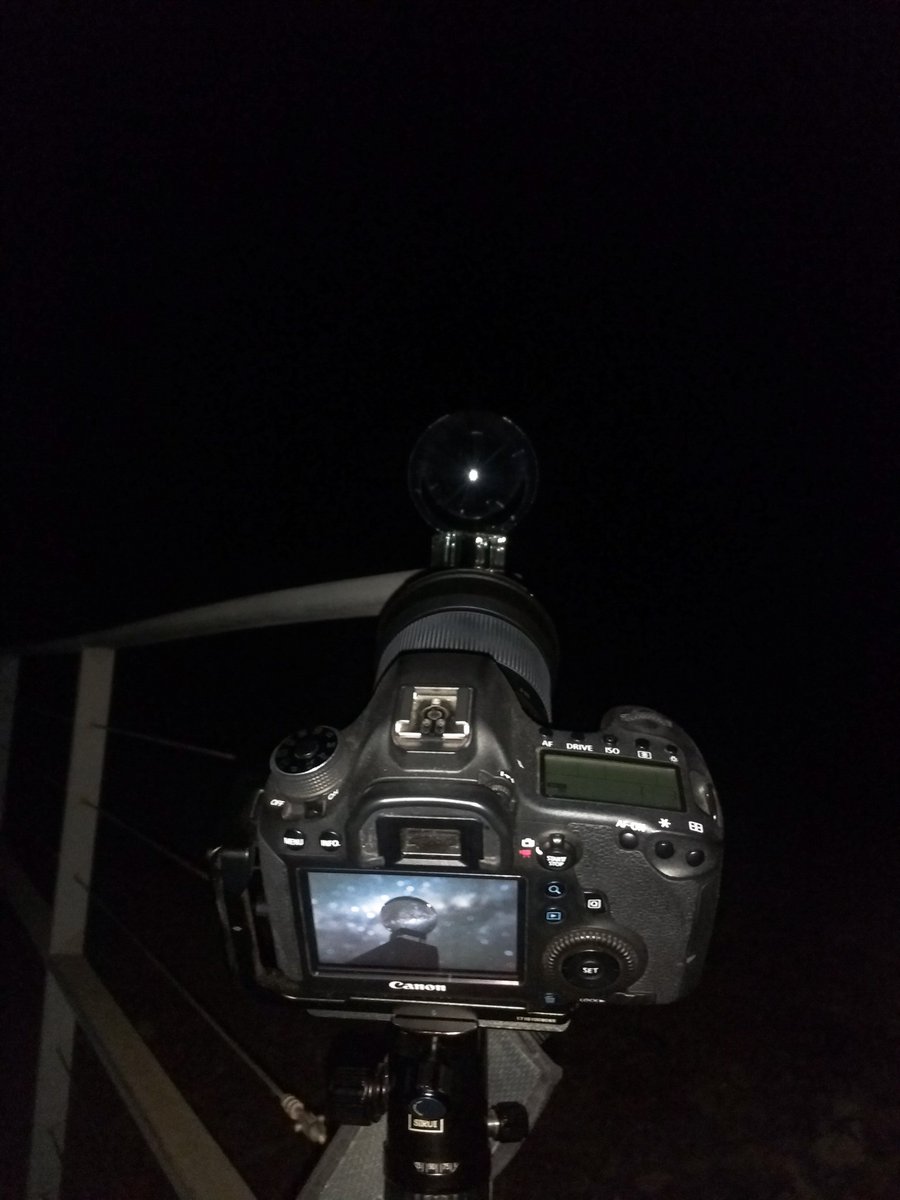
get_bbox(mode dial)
[270,726,345,800]
[543,927,645,996]
[274,726,338,774]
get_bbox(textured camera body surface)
[251,649,722,1031]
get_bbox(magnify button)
[544,881,567,898]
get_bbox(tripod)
[298,1007,563,1200]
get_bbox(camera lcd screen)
[541,752,684,811]
[306,871,519,976]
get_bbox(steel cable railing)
[15,706,73,725]
[93,723,237,762]
[81,801,209,882]
[75,874,327,1145]
[76,776,330,1146]
[28,768,67,790]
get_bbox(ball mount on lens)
[378,412,559,726]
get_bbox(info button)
[319,831,343,851]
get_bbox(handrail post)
[28,646,115,1199]
[0,654,19,830]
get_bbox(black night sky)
[4,6,895,843]
[1,8,899,1195]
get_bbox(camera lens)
[408,410,538,533]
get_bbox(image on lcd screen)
[307,872,519,975]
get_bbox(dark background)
[2,5,898,1199]
[4,3,896,825]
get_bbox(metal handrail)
[1,571,419,1199]
[9,570,416,655]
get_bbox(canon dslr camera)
[212,412,722,1032]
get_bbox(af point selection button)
[537,833,578,870]
[319,831,343,852]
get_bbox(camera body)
[211,415,722,1034]
[217,603,721,1031]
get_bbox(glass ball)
[408,410,538,533]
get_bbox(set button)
[562,950,621,989]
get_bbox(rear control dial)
[543,927,644,996]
